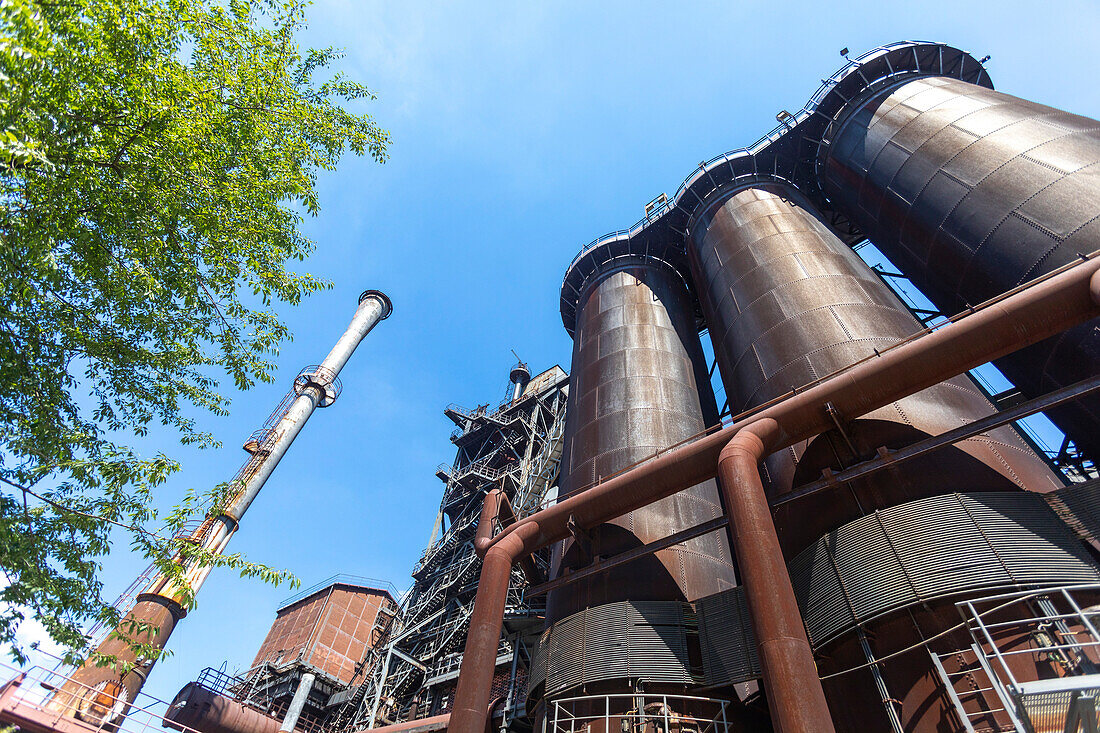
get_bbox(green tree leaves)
[0,0,388,662]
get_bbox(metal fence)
[0,656,200,733]
[546,694,735,733]
[931,584,1100,732]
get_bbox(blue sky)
[18,0,1100,708]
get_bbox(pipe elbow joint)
[719,418,781,466]
[488,531,526,565]
[474,489,505,558]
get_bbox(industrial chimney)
[50,290,392,727]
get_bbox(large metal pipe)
[60,290,392,722]
[820,74,1100,457]
[546,260,736,622]
[446,255,1100,733]
[165,684,452,733]
[685,182,1060,554]
[717,420,834,733]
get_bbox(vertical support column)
[549,256,736,624]
[717,421,834,733]
[820,74,1100,457]
[450,536,523,733]
[279,672,316,733]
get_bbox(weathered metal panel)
[686,182,1061,556]
[1049,478,1100,540]
[549,258,737,628]
[696,588,761,686]
[789,492,1100,647]
[822,75,1100,457]
[251,584,395,685]
[534,600,697,699]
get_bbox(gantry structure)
[335,363,569,730]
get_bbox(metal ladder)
[929,648,1019,732]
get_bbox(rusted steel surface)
[717,422,835,733]
[252,585,395,686]
[508,255,1100,562]
[166,685,449,733]
[0,675,134,733]
[685,182,1060,554]
[166,683,283,733]
[446,255,1100,733]
[547,259,736,623]
[351,714,450,733]
[54,596,182,725]
[445,536,520,733]
[776,374,1100,508]
[821,75,1100,458]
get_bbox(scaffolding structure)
[335,364,569,731]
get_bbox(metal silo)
[819,75,1100,459]
[535,251,741,717]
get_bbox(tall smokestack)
[52,290,392,726]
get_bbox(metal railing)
[547,693,734,733]
[447,396,524,440]
[559,41,986,297]
[0,656,203,733]
[294,364,342,407]
[277,574,401,611]
[933,584,1100,732]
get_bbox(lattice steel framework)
[336,365,569,731]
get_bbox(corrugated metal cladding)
[529,600,697,699]
[695,588,760,686]
[1048,478,1100,541]
[822,74,1100,457]
[789,492,1100,648]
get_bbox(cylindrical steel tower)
[509,361,531,402]
[686,182,1068,730]
[54,290,392,726]
[819,74,1100,458]
[538,253,738,715]
[687,182,1061,554]
[550,257,734,621]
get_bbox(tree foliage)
[0,0,389,662]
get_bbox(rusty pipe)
[445,256,1100,733]
[473,489,513,556]
[450,524,538,733]
[164,684,505,733]
[717,420,834,732]
[490,254,1100,562]
[474,489,538,584]
[166,687,454,733]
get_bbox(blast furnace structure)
[5,39,1100,733]
[450,40,1100,733]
